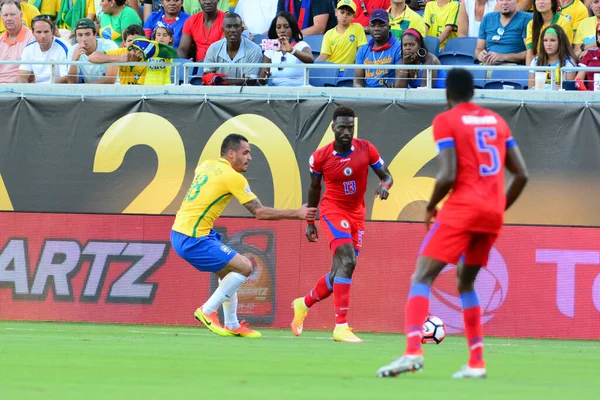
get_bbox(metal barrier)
[0,60,562,89]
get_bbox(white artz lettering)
[339,158,351,162]
[535,249,600,317]
[461,115,498,125]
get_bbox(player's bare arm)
[374,164,393,200]
[305,173,323,242]
[243,198,317,221]
[425,147,457,230]
[504,145,529,210]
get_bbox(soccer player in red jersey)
[290,106,393,343]
[377,69,529,378]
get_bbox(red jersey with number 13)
[309,139,384,220]
[433,102,516,234]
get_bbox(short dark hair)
[122,24,144,42]
[225,12,242,23]
[268,11,303,43]
[221,134,249,156]
[333,106,355,122]
[0,0,21,13]
[446,68,474,103]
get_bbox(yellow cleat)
[225,320,262,338]
[290,297,309,336]
[333,324,363,343]
[194,308,233,337]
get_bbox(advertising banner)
[1,213,598,339]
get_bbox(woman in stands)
[525,0,573,66]
[457,0,498,38]
[258,11,314,87]
[528,25,577,89]
[397,29,446,88]
[575,21,600,91]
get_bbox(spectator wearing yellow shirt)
[28,0,56,17]
[183,0,229,15]
[0,0,39,35]
[55,0,96,28]
[559,0,589,33]
[317,0,367,64]
[423,0,459,50]
[388,0,426,40]
[525,0,573,65]
[572,0,600,56]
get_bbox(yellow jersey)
[423,0,459,49]
[388,5,427,41]
[28,0,57,16]
[172,158,257,238]
[321,23,368,65]
[526,13,574,52]
[55,0,95,18]
[0,2,39,36]
[573,16,600,46]
[560,0,589,32]
[105,48,147,85]
[144,57,172,85]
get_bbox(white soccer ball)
[421,315,447,344]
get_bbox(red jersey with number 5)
[309,139,384,221]
[433,102,516,233]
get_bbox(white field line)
[3,326,600,349]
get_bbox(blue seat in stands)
[251,34,268,49]
[308,62,339,87]
[336,68,355,87]
[303,34,325,53]
[470,69,487,88]
[171,58,192,84]
[483,69,529,90]
[562,80,577,90]
[424,36,440,56]
[441,37,478,56]
[438,53,475,65]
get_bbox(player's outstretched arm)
[425,147,457,229]
[243,198,317,221]
[374,164,393,200]
[305,173,322,242]
[504,145,529,210]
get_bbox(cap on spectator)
[337,0,356,13]
[154,21,175,35]
[74,18,96,32]
[369,9,389,24]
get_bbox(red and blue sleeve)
[367,141,384,171]
[433,114,455,153]
[309,152,322,177]
[504,121,517,148]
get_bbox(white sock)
[223,291,240,330]
[202,272,247,314]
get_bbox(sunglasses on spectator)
[279,54,287,71]
[32,14,54,24]
[491,27,505,43]
[360,1,368,16]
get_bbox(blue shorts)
[170,229,237,273]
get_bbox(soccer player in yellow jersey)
[423,0,459,50]
[171,134,317,338]
[317,0,368,65]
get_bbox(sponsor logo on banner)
[429,248,509,333]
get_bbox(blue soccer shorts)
[170,229,237,273]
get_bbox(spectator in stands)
[67,17,119,83]
[143,0,163,21]
[203,12,263,84]
[99,0,143,46]
[351,0,390,32]
[56,0,96,29]
[388,0,426,40]
[259,11,313,86]
[143,0,189,48]
[526,0,573,66]
[475,0,531,65]
[458,0,498,38]
[89,24,151,84]
[528,24,576,88]
[317,0,367,64]
[178,0,225,61]
[182,0,228,15]
[397,28,445,88]
[354,8,402,87]
[277,0,337,36]
[0,0,34,83]
[572,0,600,57]
[423,0,459,50]
[235,0,277,36]
[575,20,600,90]
[18,15,71,83]
[152,21,175,45]
[559,0,588,35]
[0,0,39,36]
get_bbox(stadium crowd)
[0,0,599,88]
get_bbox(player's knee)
[235,256,253,277]
[457,277,475,293]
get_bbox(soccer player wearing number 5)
[290,106,393,343]
[377,69,528,379]
[171,134,317,338]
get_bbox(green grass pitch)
[1,321,598,399]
